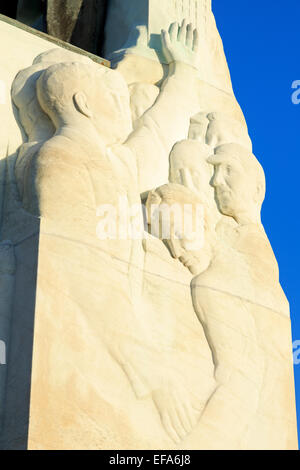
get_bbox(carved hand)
[161,19,200,70]
[152,380,202,444]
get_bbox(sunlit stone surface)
[0,1,298,450]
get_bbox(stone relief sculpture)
[0,2,297,450]
[11,48,96,201]
[17,20,201,220]
[10,21,219,446]
[146,140,294,448]
[190,145,289,448]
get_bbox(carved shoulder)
[22,137,94,218]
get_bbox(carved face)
[207,144,265,224]
[165,209,207,275]
[210,157,249,219]
[92,71,133,144]
[37,63,133,144]
[147,183,209,275]
[166,237,203,275]
[169,141,214,203]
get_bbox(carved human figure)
[169,139,221,231]
[147,143,290,448]
[21,20,201,232]
[146,183,214,276]
[145,183,216,442]
[12,48,94,199]
[17,21,210,445]
[19,24,202,349]
[191,144,289,448]
[129,82,159,130]
[168,111,252,242]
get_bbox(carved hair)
[12,64,54,140]
[146,183,212,242]
[36,61,128,120]
[147,183,203,208]
[169,140,212,173]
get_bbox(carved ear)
[73,92,92,118]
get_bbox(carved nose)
[211,174,219,188]
[211,169,223,188]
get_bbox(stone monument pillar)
[0,0,298,450]
[104,0,231,93]
[104,0,211,61]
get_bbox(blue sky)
[212,0,300,444]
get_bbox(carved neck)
[56,122,107,156]
[234,208,262,226]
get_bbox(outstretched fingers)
[193,28,200,52]
[178,18,187,43]
[169,22,179,42]
[161,29,171,51]
[186,23,194,48]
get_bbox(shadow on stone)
[0,140,40,449]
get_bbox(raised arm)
[125,20,201,194]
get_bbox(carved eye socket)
[225,165,231,175]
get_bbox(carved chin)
[217,198,233,217]
[188,264,200,275]
[220,206,231,217]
